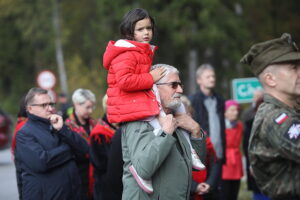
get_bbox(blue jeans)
[253,193,271,200]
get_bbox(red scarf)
[89,120,115,144]
[88,119,116,197]
[192,137,217,200]
[11,117,27,157]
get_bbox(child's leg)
[148,84,165,136]
[176,103,206,170]
[128,165,153,193]
[127,85,162,194]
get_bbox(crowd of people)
[8,7,300,200]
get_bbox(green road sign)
[232,78,262,103]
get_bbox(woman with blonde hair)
[65,88,96,200]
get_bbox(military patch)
[284,123,300,141]
[275,113,288,124]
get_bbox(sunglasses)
[31,102,56,109]
[156,81,183,89]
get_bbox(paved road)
[0,148,18,200]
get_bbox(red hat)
[225,99,239,111]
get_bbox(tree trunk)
[187,49,198,95]
[52,0,68,95]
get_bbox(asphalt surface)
[0,148,18,200]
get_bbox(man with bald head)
[241,33,300,200]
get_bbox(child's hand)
[196,183,210,195]
[150,67,166,82]
[158,114,177,135]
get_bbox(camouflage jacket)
[249,94,300,199]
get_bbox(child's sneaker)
[129,165,154,194]
[191,148,206,170]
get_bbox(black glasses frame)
[31,102,56,109]
[156,81,183,89]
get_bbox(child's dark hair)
[119,8,155,40]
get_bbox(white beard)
[166,99,181,110]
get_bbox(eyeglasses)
[156,81,183,89]
[31,102,56,109]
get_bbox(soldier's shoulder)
[256,102,290,123]
[254,102,298,143]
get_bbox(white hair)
[151,64,179,83]
[196,63,215,79]
[72,88,96,104]
[102,94,108,112]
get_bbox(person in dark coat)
[189,64,226,200]
[11,96,28,200]
[90,116,123,200]
[65,88,96,200]
[101,127,123,200]
[90,94,123,200]
[15,87,89,200]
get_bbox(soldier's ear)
[263,72,276,87]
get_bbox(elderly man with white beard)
[121,64,206,200]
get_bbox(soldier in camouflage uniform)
[240,33,300,200]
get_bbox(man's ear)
[196,77,202,86]
[263,72,276,87]
[26,106,32,113]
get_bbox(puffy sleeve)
[111,52,154,92]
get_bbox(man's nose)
[48,106,55,112]
[176,84,183,93]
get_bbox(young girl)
[103,8,205,194]
[221,100,243,200]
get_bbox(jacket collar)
[264,94,300,116]
[27,112,51,126]
[197,88,217,99]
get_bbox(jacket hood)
[102,40,157,70]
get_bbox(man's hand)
[158,114,177,135]
[175,113,202,138]
[49,114,63,131]
[196,182,210,195]
[150,67,166,83]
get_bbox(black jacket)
[189,90,226,189]
[242,106,262,193]
[102,128,123,200]
[90,120,123,200]
[15,113,89,200]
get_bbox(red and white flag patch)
[275,113,288,124]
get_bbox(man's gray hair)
[196,63,215,79]
[151,64,179,83]
[24,87,48,107]
[72,88,96,104]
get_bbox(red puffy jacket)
[103,40,159,123]
[222,121,243,180]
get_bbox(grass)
[238,178,252,200]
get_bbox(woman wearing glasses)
[65,88,96,200]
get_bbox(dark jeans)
[220,180,240,200]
